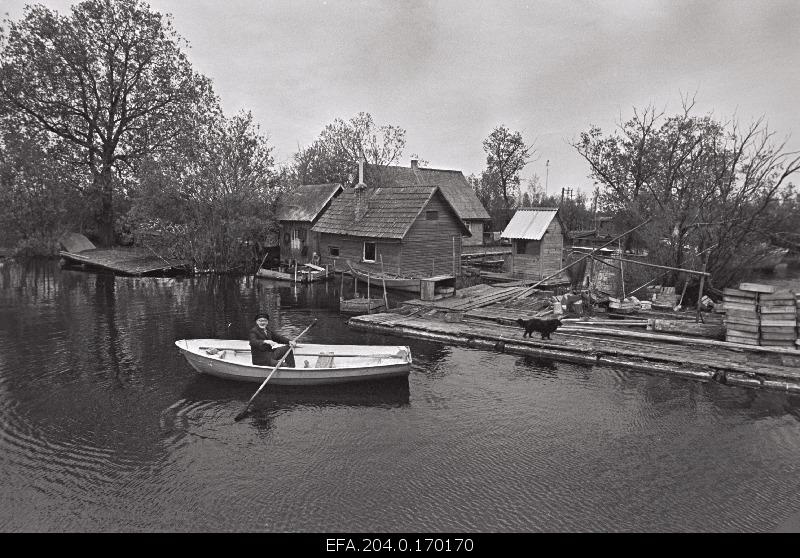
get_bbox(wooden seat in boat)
[316,352,335,368]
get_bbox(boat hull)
[340,297,386,313]
[256,267,330,283]
[350,268,421,293]
[175,340,411,385]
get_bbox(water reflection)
[180,375,411,413]
[702,384,800,423]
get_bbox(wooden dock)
[59,248,189,276]
[348,309,800,394]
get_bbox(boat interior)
[193,343,410,369]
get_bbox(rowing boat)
[256,264,330,283]
[339,297,386,314]
[175,339,412,385]
[349,264,421,293]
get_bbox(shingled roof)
[276,183,342,222]
[311,186,469,239]
[364,164,490,221]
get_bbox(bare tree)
[573,98,800,288]
[294,112,407,186]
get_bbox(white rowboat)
[175,339,412,385]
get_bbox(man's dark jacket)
[248,325,291,366]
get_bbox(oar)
[234,319,317,422]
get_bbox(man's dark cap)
[255,312,269,321]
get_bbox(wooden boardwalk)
[59,248,189,275]
[348,309,800,393]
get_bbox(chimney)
[357,159,366,187]
[411,159,418,171]
[354,158,368,219]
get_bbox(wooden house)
[363,160,490,246]
[311,162,470,277]
[276,183,342,265]
[500,207,566,279]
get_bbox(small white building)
[500,207,566,279]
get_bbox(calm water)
[1,260,800,533]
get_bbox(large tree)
[0,0,215,246]
[131,110,279,272]
[294,112,407,185]
[573,99,800,288]
[482,125,534,221]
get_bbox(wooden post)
[452,236,456,278]
[618,239,625,299]
[367,272,371,313]
[695,250,710,323]
[677,278,689,310]
[294,260,298,283]
[380,254,389,311]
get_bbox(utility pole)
[545,159,550,197]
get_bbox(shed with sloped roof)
[501,207,566,279]
[276,183,342,265]
[311,163,469,278]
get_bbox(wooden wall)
[510,217,564,279]
[317,192,463,277]
[279,221,322,264]
[402,194,463,277]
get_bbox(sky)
[2,0,799,195]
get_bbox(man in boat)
[249,313,296,368]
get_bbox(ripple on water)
[3,262,800,532]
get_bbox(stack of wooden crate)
[758,290,797,348]
[722,287,760,345]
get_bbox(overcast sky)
[2,0,799,194]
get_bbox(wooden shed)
[311,163,469,278]
[276,183,342,265]
[500,207,566,279]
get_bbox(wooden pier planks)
[348,311,800,390]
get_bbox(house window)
[426,210,439,220]
[363,242,376,262]
[517,240,527,254]
[329,246,340,257]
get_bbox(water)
[2,260,800,532]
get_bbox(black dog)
[517,317,562,340]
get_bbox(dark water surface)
[2,260,800,532]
